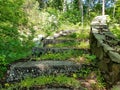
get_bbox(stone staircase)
[6,30,91,89]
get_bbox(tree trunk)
[78,0,83,28]
[63,0,67,12]
[102,0,105,15]
[113,0,116,19]
[88,0,90,18]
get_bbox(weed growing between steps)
[57,32,89,40]
[33,50,91,61]
[72,54,96,64]
[47,40,89,49]
[1,75,86,90]
[47,40,80,48]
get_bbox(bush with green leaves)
[110,24,120,39]
[115,0,120,24]
[59,9,81,24]
[0,0,34,79]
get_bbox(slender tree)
[113,0,117,19]
[78,0,83,27]
[102,0,105,15]
[63,0,67,12]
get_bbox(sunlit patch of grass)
[78,41,90,49]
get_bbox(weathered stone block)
[98,60,108,72]
[102,44,114,53]
[94,34,105,42]
[94,47,104,60]
[108,51,120,63]
[91,15,108,25]
[7,61,82,82]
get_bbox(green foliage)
[35,50,84,60]
[0,0,34,79]
[85,54,96,63]
[47,41,79,48]
[0,55,7,78]
[2,75,83,90]
[47,40,89,49]
[95,70,106,88]
[79,68,91,78]
[110,24,120,39]
[115,0,120,23]
[59,9,81,24]
[47,0,63,10]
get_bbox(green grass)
[34,50,85,60]
[2,75,85,90]
[33,50,96,65]
[47,40,80,48]
[46,40,89,49]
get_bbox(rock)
[33,34,45,47]
[102,44,114,53]
[111,64,120,81]
[94,47,104,60]
[46,36,54,39]
[94,34,105,41]
[33,37,39,42]
[53,33,60,38]
[91,27,99,33]
[38,34,45,39]
[108,51,120,63]
[59,31,63,35]
[98,60,109,72]
[91,15,108,25]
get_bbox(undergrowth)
[1,75,85,90]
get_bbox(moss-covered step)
[6,61,82,82]
[4,75,86,90]
[44,39,89,49]
[32,47,89,56]
[56,32,89,40]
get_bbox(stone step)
[22,87,72,90]
[32,47,89,56]
[45,30,77,39]
[20,86,85,90]
[43,39,89,46]
[7,61,81,82]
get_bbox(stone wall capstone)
[90,15,120,85]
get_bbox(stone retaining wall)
[90,16,120,85]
